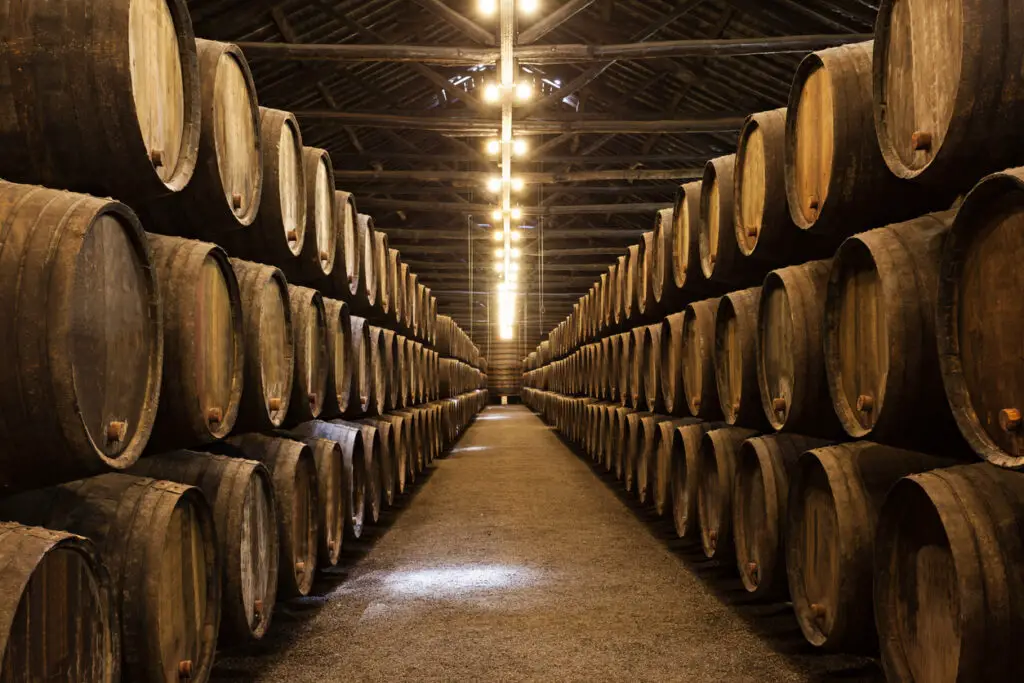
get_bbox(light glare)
[510,230,521,241]
[486,139,500,155]
[510,207,523,220]
[492,209,502,220]
[511,177,525,192]
[513,139,528,156]
[486,176,502,192]
[478,0,497,15]
[492,230,503,241]
[515,82,532,101]
[519,0,539,13]
[483,83,500,103]
[495,248,504,258]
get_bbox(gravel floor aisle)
[212,405,881,683]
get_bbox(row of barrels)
[532,13,1024,365]
[525,388,1024,682]
[524,165,1024,468]
[0,391,487,683]
[0,0,472,350]
[436,315,485,369]
[0,180,484,494]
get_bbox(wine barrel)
[758,259,842,436]
[698,427,759,560]
[714,287,768,429]
[348,314,373,415]
[230,259,294,431]
[660,312,685,415]
[825,211,962,448]
[335,190,361,304]
[389,248,404,328]
[362,418,396,508]
[609,406,633,478]
[0,474,220,683]
[142,39,261,234]
[597,404,618,469]
[130,451,279,644]
[638,230,657,317]
[289,420,366,541]
[351,421,383,524]
[0,182,162,491]
[637,414,671,506]
[785,41,934,238]
[217,107,305,266]
[285,285,328,425]
[874,0,1024,193]
[286,437,344,568]
[682,298,723,420]
[701,154,764,286]
[144,234,242,450]
[651,208,675,306]
[375,414,409,496]
[322,298,354,418]
[225,434,319,598]
[374,231,392,319]
[0,523,118,682]
[394,335,409,408]
[629,326,648,409]
[735,108,833,263]
[382,330,400,410]
[393,409,422,483]
[651,418,700,517]
[671,421,725,540]
[366,325,389,415]
[623,244,641,322]
[286,147,337,285]
[358,215,378,314]
[623,410,649,492]
[642,323,664,413]
[405,270,418,335]
[875,463,1024,682]
[937,168,1024,467]
[671,181,715,296]
[733,434,829,599]
[613,256,627,327]
[0,0,200,201]
[787,441,950,651]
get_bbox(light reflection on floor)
[449,445,489,453]
[333,563,541,602]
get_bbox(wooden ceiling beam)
[409,0,496,45]
[358,198,670,214]
[335,168,700,182]
[517,0,598,44]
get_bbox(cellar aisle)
[213,405,878,683]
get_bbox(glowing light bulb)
[492,209,502,220]
[510,207,523,220]
[494,262,504,273]
[486,176,502,193]
[478,0,497,15]
[511,230,522,241]
[511,177,525,192]
[483,83,501,103]
[512,139,528,156]
[520,0,539,13]
[515,81,532,101]
[509,262,520,272]
[492,230,503,241]
[495,248,504,258]
[500,326,513,340]
[486,139,500,155]
[511,248,521,258]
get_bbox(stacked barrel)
[0,2,485,681]
[525,8,1024,680]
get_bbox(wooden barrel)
[697,427,759,560]
[352,421,383,524]
[366,325,389,415]
[143,39,261,234]
[733,434,829,599]
[875,463,1024,682]
[145,234,243,450]
[609,406,633,478]
[642,323,663,413]
[660,312,684,415]
[874,0,1024,193]
[613,256,627,327]
[651,207,675,306]
[374,230,392,318]
[825,211,961,447]
[652,418,700,517]
[637,414,671,506]
[289,420,366,541]
[359,215,378,313]
[623,410,648,492]
[389,248,404,328]
[230,259,294,431]
[638,230,657,317]
[0,0,200,201]
[405,268,417,334]
[700,154,762,286]
[286,437,344,568]
[629,326,648,408]
[671,181,715,296]
[225,434,319,598]
[393,409,422,482]
[758,259,842,436]
[786,441,950,651]
[218,107,305,266]
[0,523,118,682]
[0,182,162,491]
[937,168,1024,468]
[376,414,409,496]
[285,285,328,425]
[785,41,934,239]
[394,335,409,408]
[362,418,396,508]
[335,190,361,304]
[734,108,833,263]
[670,421,724,540]
[624,244,641,322]
[714,287,767,429]
[383,330,402,409]
[348,314,372,415]
[287,146,337,285]
[322,298,354,418]
[130,451,279,644]
[682,298,722,420]
[597,404,617,469]
[415,283,428,341]
[0,474,220,683]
